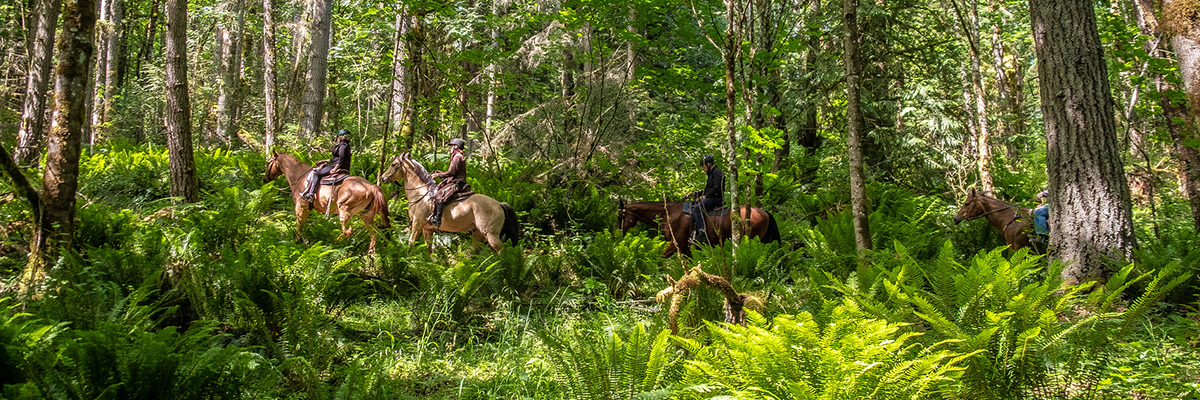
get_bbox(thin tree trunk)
[724,0,742,272]
[87,0,108,146]
[299,0,332,139]
[950,0,994,194]
[1031,0,1135,285]
[14,0,63,167]
[262,0,277,154]
[132,0,158,85]
[165,0,198,203]
[1163,0,1200,232]
[845,0,872,255]
[26,0,96,286]
[215,0,246,146]
[98,0,119,143]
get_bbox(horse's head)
[380,153,409,185]
[264,151,283,182]
[617,200,636,233]
[953,188,983,225]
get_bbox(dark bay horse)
[618,200,781,257]
[953,188,1043,253]
[380,153,520,251]
[265,151,391,253]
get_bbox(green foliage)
[691,236,791,282]
[541,321,677,399]
[581,230,665,299]
[673,307,971,399]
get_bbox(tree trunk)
[132,0,158,85]
[26,0,96,286]
[388,11,411,146]
[98,0,120,143]
[216,0,246,146]
[15,0,62,167]
[1030,0,1135,285]
[724,0,743,271]
[845,0,872,255]
[165,0,198,203]
[262,0,277,154]
[950,0,994,194]
[1164,0,1200,233]
[299,0,332,139]
[794,0,821,180]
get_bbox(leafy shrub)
[581,230,665,299]
[673,307,971,399]
[541,322,678,399]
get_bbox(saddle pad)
[684,201,729,216]
[320,169,350,185]
[443,190,476,204]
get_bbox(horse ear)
[969,188,976,196]
[619,200,625,209]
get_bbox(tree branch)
[0,146,41,217]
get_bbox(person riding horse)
[1033,190,1049,243]
[301,128,352,202]
[687,155,725,244]
[428,138,473,227]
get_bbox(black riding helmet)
[701,154,715,166]
[449,138,466,150]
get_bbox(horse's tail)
[369,184,392,229]
[763,212,781,244]
[500,202,521,246]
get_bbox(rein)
[963,204,1015,222]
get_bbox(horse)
[617,200,781,257]
[264,151,391,253]
[952,188,1044,253]
[379,153,520,252]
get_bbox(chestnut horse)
[379,153,520,251]
[953,189,1044,253]
[617,200,781,257]
[264,151,391,253]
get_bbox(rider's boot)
[427,202,446,227]
[301,172,319,202]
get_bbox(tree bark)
[262,0,277,154]
[165,0,198,203]
[1030,0,1135,285]
[215,0,246,146]
[950,0,994,194]
[724,0,743,262]
[26,0,96,286]
[845,0,872,255]
[1164,0,1200,233]
[88,0,119,145]
[299,0,332,139]
[14,0,63,167]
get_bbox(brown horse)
[953,188,1044,253]
[617,200,781,257]
[264,151,391,253]
[379,153,520,251]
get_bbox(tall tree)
[89,0,120,145]
[724,0,744,262]
[262,0,278,154]
[26,0,97,286]
[165,0,199,202]
[299,0,333,139]
[380,9,411,181]
[1030,0,1135,284]
[14,0,63,167]
[1163,0,1200,232]
[845,0,871,256]
[215,0,247,146]
[950,0,994,194]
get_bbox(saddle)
[683,201,730,217]
[429,187,476,204]
[320,169,351,185]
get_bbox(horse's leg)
[485,232,503,252]
[337,203,353,241]
[294,201,309,243]
[363,209,377,254]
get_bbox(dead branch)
[655,263,753,334]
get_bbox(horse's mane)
[405,157,438,187]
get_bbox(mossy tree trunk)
[25,0,97,288]
[165,0,198,203]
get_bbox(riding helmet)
[336,128,351,136]
[701,154,715,166]
[449,138,466,150]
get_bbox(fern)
[540,321,678,399]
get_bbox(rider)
[428,138,471,227]
[1033,190,1049,241]
[689,155,725,244]
[301,128,352,202]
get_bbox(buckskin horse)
[264,151,391,253]
[953,188,1044,253]
[380,153,520,251]
[617,200,781,257]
